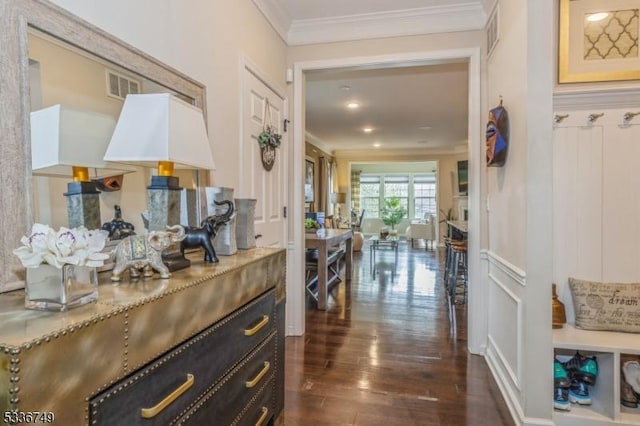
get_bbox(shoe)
[554,358,571,388]
[554,387,571,411]
[564,352,598,385]
[568,379,592,405]
[623,361,640,394]
[621,373,638,408]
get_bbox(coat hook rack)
[554,114,569,123]
[623,112,640,122]
[587,113,604,123]
[498,95,503,107]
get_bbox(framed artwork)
[559,0,640,83]
[305,159,315,203]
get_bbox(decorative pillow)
[568,277,640,333]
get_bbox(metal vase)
[235,198,257,249]
[205,187,237,255]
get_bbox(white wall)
[484,0,554,424]
[49,0,289,192]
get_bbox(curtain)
[318,157,329,213]
[350,169,361,218]
[328,160,338,217]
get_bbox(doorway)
[287,48,484,355]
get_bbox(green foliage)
[380,198,407,230]
[304,218,320,229]
[257,126,282,149]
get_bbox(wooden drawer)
[234,375,275,426]
[90,289,275,425]
[176,332,276,425]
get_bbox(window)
[414,175,437,219]
[359,176,380,218]
[359,173,436,220]
[384,176,408,219]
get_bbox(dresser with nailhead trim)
[0,248,285,426]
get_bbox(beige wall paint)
[50,0,288,194]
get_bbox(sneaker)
[554,387,571,411]
[554,358,571,388]
[568,379,592,405]
[564,352,598,386]
[621,373,638,408]
[623,361,640,394]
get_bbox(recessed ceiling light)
[418,126,432,131]
[340,85,351,91]
[363,127,373,133]
[347,102,360,109]
[373,142,381,148]
[587,12,608,22]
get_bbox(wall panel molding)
[487,250,526,286]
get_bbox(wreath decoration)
[258,99,282,171]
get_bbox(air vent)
[106,70,140,100]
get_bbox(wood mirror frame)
[0,0,209,292]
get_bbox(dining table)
[304,228,353,310]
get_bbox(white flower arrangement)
[13,223,110,269]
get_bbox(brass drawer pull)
[140,373,194,419]
[244,315,269,336]
[255,407,269,426]
[246,361,270,388]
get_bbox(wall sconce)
[104,93,215,232]
[30,105,134,229]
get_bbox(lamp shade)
[30,105,131,178]
[103,93,215,170]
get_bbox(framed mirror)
[0,0,209,292]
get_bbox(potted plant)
[304,218,320,233]
[380,198,407,237]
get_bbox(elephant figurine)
[181,200,234,263]
[110,225,186,281]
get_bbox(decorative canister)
[235,198,257,249]
[25,264,98,311]
[205,187,237,255]
[552,283,567,329]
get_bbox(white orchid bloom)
[14,224,110,269]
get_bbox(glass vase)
[25,264,98,311]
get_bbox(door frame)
[288,48,485,355]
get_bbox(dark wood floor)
[283,240,514,425]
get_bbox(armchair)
[405,214,436,249]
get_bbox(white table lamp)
[30,105,133,229]
[104,93,215,232]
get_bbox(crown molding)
[304,131,333,155]
[252,0,292,43]
[333,146,467,159]
[553,85,640,110]
[253,1,486,46]
[287,3,486,46]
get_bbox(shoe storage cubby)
[554,324,640,426]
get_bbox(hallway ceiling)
[305,63,470,154]
[254,0,485,155]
